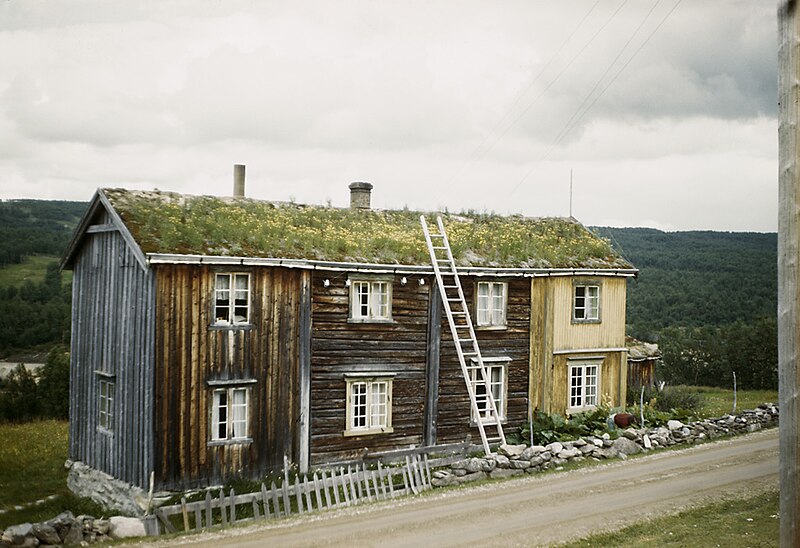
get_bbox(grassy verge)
[562,489,779,547]
[0,420,105,529]
[694,386,778,418]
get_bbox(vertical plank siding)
[69,209,156,489]
[435,278,531,445]
[153,265,307,489]
[551,277,627,351]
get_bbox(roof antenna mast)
[569,169,573,218]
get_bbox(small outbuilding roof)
[64,188,635,272]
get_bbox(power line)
[509,0,683,197]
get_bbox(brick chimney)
[233,164,246,197]
[349,182,373,210]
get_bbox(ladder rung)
[443,285,459,289]
[458,338,474,344]
[462,352,478,356]
[432,246,447,250]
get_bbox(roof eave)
[145,253,639,277]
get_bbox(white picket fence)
[147,454,432,536]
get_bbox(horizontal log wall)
[69,208,155,489]
[154,265,306,489]
[309,273,430,463]
[435,277,531,445]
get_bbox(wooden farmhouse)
[61,180,636,493]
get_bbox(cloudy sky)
[0,1,778,231]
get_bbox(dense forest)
[0,201,781,421]
[592,227,778,390]
[0,200,85,267]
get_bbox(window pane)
[217,391,228,440]
[585,365,598,405]
[372,282,388,319]
[370,381,388,427]
[570,367,583,407]
[587,286,599,320]
[351,382,367,428]
[233,275,249,323]
[477,283,490,325]
[492,283,505,325]
[215,274,231,323]
[355,283,369,318]
[232,389,247,438]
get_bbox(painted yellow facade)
[529,276,629,415]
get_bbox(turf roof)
[102,188,632,269]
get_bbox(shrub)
[520,406,613,446]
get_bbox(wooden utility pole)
[778,2,800,545]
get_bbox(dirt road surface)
[153,428,778,547]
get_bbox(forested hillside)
[0,200,86,357]
[593,227,778,389]
[0,200,86,267]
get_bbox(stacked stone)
[0,513,144,547]
[432,403,778,488]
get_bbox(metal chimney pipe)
[233,164,246,197]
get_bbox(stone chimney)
[233,164,246,197]
[349,181,373,210]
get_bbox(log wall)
[435,277,531,445]
[309,273,430,463]
[153,265,308,489]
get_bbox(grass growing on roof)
[105,189,631,269]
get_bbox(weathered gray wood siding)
[435,277,531,445]
[153,265,307,489]
[68,209,156,490]
[309,272,429,463]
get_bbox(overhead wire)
[509,0,684,197]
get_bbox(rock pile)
[0,513,145,547]
[432,404,778,488]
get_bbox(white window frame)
[344,374,394,436]
[469,357,510,424]
[568,360,601,413]
[97,377,115,432]
[476,281,508,328]
[573,282,601,323]
[210,386,251,443]
[214,273,251,325]
[348,276,393,322]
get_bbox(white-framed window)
[349,277,392,322]
[215,273,250,325]
[211,387,249,442]
[469,357,509,423]
[344,375,394,436]
[573,283,600,322]
[476,281,507,327]
[98,378,115,431]
[569,361,600,412]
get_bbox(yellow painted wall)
[552,277,626,351]
[529,276,628,415]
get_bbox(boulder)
[489,468,524,480]
[31,523,60,546]
[494,455,510,468]
[4,524,33,545]
[546,442,563,455]
[642,435,652,450]
[498,444,526,458]
[464,458,484,474]
[612,436,641,456]
[520,446,546,460]
[63,521,84,546]
[508,459,531,470]
[667,420,684,431]
[108,517,146,540]
[622,428,639,441]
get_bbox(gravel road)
[149,428,778,547]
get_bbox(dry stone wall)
[433,404,779,487]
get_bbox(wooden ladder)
[420,215,506,455]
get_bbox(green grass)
[562,489,779,547]
[0,420,105,528]
[693,386,778,418]
[0,255,71,287]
